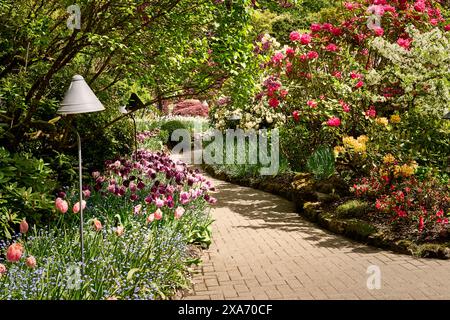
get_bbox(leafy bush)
[0,147,56,238]
[306,146,335,181]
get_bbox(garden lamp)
[119,93,144,157]
[57,75,105,272]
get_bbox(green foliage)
[0,147,56,238]
[0,207,22,240]
[306,146,335,180]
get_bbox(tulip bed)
[0,145,216,300]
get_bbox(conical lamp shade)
[57,75,105,114]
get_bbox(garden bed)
[204,164,450,259]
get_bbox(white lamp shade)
[57,75,105,114]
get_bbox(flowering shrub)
[351,155,449,240]
[259,0,449,171]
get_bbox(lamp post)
[57,75,105,272]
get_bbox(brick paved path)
[184,176,450,300]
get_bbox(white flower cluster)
[213,100,286,131]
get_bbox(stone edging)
[203,165,450,260]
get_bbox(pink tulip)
[55,197,69,214]
[115,226,124,236]
[208,197,218,205]
[155,198,165,208]
[174,207,185,220]
[26,256,37,269]
[180,191,191,205]
[107,184,116,193]
[0,263,6,275]
[82,189,91,199]
[154,209,163,220]
[93,219,102,232]
[73,200,86,214]
[91,171,100,179]
[6,243,23,263]
[147,214,155,224]
[134,204,142,215]
[129,182,137,192]
[20,220,29,234]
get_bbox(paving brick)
[181,174,450,301]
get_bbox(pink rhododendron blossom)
[289,31,301,41]
[365,107,377,118]
[299,33,312,45]
[292,111,300,122]
[373,27,384,36]
[397,37,411,49]
[307,51,319,59]
[326,117,341,127]
[307,100,317,108]
[414,0,426,12]
[269,98,280,108]
[355,81,364,89]
[310,23,322,32]
[325,43,339,52]
[271,52,284,64]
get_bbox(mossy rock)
[415,243,450,259]
[336,200,371,219]
[302,202,321,221]
[314,175,349,195]
[344,219,377,239]
[315,192,340,203]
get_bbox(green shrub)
[306,146,335,181]
[0,147,56,238]
[160,120,189,148]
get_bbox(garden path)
[183,175,450,300]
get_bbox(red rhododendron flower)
[373,27,384,36]
[350,72,362,79]
[322,23,333,31]
[414,0,426,12]
[331,27,343,37]
[326,116,341,127]
[397,37,412,49]
[325,43,339,52]
[289,31,301,42]
[268,98,279,108]
[307,51,319,59]
[311,23,322,32]
[271,52,284,64]
[286,47,295,56]
[332,71,342,79]
[307,100,317,108]
[355,80,364,89]
[365,107,376,118]
[339,100,350,112]
[418,216,424,232]
[300,33,312,45]
[292,110,300,122]
[445,24,450,31]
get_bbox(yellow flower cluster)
[393,161,418,177]
[342,135,368,153]
[333,145,345,157]
[383,153,396,164]
[375,117,389,126]
[390,114,401,124]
